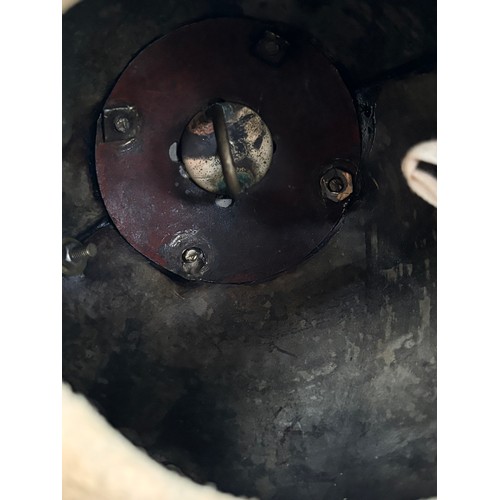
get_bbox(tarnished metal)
[95,19,360,283]
[182,248,202,263]
[209,104,241,198]
[181,102,273,196]
[102,106,139,143]
[320,167,354,202]
[181,247,207,276]
[113,116,130,134]
[63,238,97,276]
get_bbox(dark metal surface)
[95,18,360,284]
[253,31,290,65]
[63,1,436,499]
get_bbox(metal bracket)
[102,105,139,143]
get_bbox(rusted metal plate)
[95,18,360,283]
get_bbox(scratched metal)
[95,19,360,284]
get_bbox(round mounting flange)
[95,18,360,284]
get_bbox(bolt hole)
[215,197,233,208]
[169,142,179,162]
[328,176,345,193]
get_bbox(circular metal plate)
[95,18,360,284]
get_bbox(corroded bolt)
[63,238,98,277]
[114,116,130,133]
[327,177,345,194]
[182,247,203,263]
[181,247,207,276]
[68,243,97,262]
[320,168,354,202]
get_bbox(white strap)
[401,140,437,207]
